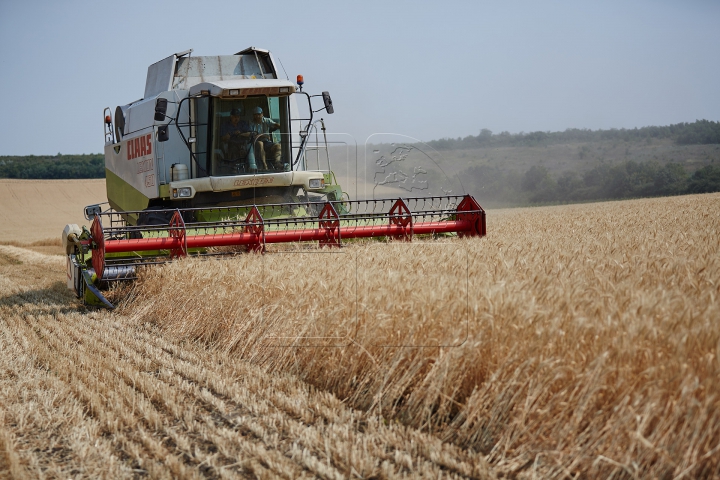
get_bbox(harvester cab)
[103,47,341,224]
[64,47,486,308]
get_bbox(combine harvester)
[63,48,486,308]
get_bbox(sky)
[0,0,718,156]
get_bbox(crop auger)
[63,47,486,308]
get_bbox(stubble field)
[1,180,718,478]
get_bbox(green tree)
[557,171,582,199]
[653,163,687,195]
[686,165,720,193]
[522,165,551,191]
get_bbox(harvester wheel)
[137,207,174,226]
[137,206,196,227]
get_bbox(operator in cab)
[220,108,252,168]
[248,106,282,170]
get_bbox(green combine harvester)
[63,47,486,308]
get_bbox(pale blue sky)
[1,0,718,155]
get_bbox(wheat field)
[0,179,106,243]
[1,186,719,478]
[118,192,720,478]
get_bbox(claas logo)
[127,134,153,160]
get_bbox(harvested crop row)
[96,316,489,478]
[121,192,720,478]
[0,245,494,478]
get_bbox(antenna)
[277,56,290,81]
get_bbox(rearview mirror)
[322,91,334,114]
[157,125,169,142]
[154,98,168,121]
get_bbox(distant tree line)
[428,120,720,150]
[0,154,105,179]
[462,161,720,205]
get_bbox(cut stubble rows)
[0,251,492,478]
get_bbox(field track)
[1,180,719,478]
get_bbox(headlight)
[172,187,193,198]
[308,178,324,189]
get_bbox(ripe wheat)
[120,192,720,478]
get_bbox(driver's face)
[253,113,262,122]
[231,115,239,123]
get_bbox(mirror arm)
[294,91,314,167]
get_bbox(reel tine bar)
[168,210,187,259]
[243,206,265,253]
[389,198,413,241]
[319,202,341,247]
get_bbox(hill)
[409,120,720,207]
[3,120,720,207]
